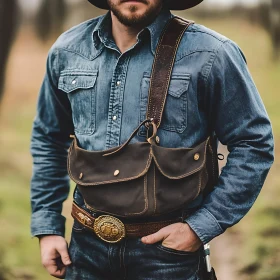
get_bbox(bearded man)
[30,0,274,279]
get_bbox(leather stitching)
[67,137,153,186]
[208,142,216,179]
[153,163,157,214]
[125,174,149,216]
[195,169,202,199]
[151,138,209,179]
[147,17,193,127]
[83,174,148,216]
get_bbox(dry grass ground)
[0,15,279,280]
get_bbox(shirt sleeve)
[30,47,74,237]
[185,40,274,244]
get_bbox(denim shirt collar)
[92,8,173,55]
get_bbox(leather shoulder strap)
[146,17,193,127]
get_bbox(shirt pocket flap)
[168,73,191,98]
[58,70,98,94]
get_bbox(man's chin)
[121,12,146,22]
[109,0,162,27]
[112,9,152,26]
[118,16,148,27]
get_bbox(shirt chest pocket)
[139,72,190,136]
[58,70,98,135]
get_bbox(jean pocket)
[156,243,200,256]
[154,242,202,278]
[58,69,98,135]
[139,72,190,136]
[72,219,86,233]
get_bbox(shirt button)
[72,80,77,85]
[116,81,121,86]
[112,116,117,121]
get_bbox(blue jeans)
[65,221,204,280]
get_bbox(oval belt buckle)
[94,215,126,243]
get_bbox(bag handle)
[146,17,193,128]
[103,119,157,157]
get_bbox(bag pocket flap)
[151,138,209,179]
[58,70,98,93]
[68,139,152,186]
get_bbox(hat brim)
[88,0,204,10]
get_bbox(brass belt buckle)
[94,215,126,243]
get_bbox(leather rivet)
[114,170,120,176]
[194,153,200,161]
[79,173,83,179]
[156,136,160,144]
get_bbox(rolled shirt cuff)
[31,210,66,237]
[185,208,224,244]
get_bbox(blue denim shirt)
[30,9,274,244]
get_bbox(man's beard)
[107,0,162,27]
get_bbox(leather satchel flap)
[68,138,152,186]
[151,138,209,179]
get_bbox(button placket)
[105,55,130,149]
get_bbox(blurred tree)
[0,0,18,101]
[35,0,67,41]
[270,0,280,59]
[258,0,280,59]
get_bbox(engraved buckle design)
[77,212,93,226]
[94,215,126,243]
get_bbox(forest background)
[0,0,279,279]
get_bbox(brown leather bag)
[67,17,219,218]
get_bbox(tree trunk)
[35,0,66,41]
[270,0,280,59]
[0,0,17,102]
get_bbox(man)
[30,0,274,279]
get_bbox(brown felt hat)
[88,0,204,10]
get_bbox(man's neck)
[110,13,145,53]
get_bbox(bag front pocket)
[68,139,153,217]
[68,134,210,218]
[139,72,190,136]
[81,176,149,217]
[58,70,98,135]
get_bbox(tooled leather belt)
[72,202,182,243]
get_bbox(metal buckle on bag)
[94,215,126,243]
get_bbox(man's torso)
[54,9,228,153]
